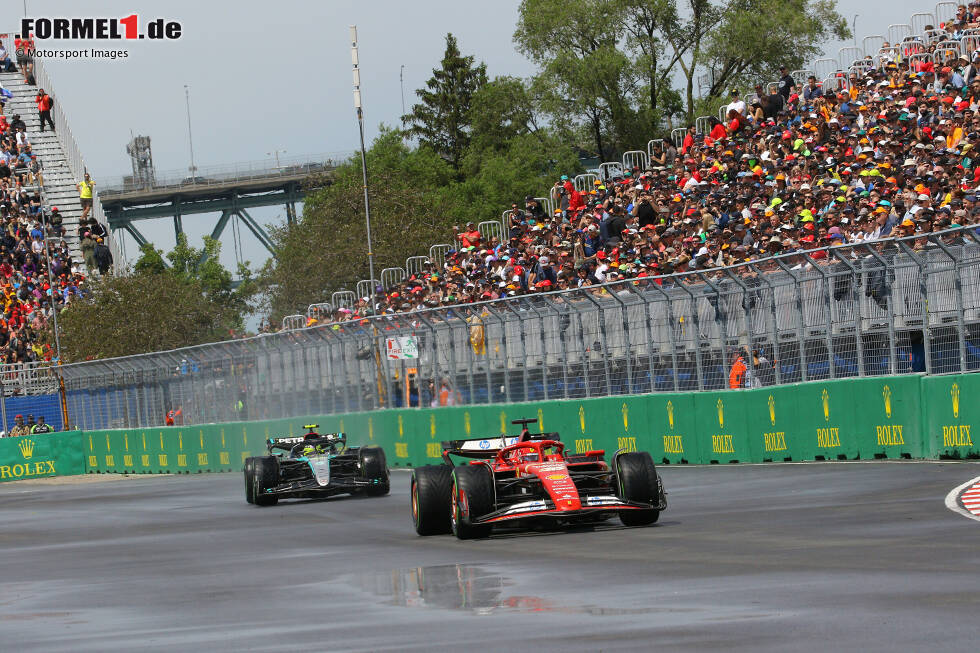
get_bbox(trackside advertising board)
[0,431,85,482]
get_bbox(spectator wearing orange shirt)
[729,349,747,389]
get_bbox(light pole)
[184,84,197,176]
[852,14,859,46]
[351,25,376,302]
[37,188,62,362]
[267,148,287,170]
[399,64,406,116]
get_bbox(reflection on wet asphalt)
[360,564,662,615]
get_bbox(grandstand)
[0,32,116,398]
[22,3,980,428]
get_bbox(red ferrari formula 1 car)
[411,419,667,539]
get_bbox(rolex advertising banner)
[9,373,979,482]
[0,431,86,482]
[922,374,979,459]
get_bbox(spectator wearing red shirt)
[455,222,481,248]
[35,90,54,132]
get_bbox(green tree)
[261,130,457,321]
[660,0,850,120]
[402,33,488,170]
[57,237,256,361]
[467,76,541,153]
[699,0,850,100]
[514,0,644,160]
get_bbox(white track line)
[945,475,980,523]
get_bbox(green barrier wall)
[0,431,85,482]
[922,374,980,459]
[11,374,978,482]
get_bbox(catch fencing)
[57,227,980,430]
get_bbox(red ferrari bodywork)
[450,439,661,525]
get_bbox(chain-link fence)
[57,227,980,430]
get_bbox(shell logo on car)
[546,473,567,481]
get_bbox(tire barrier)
[3,374,976,481]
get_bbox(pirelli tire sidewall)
[411,465,453,535]
[450,465,494,540]
[252,456,280,506]
[243,457,256,504]
[359,446,390,496]
[614,451,661,526]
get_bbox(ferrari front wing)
[473,493,667,525]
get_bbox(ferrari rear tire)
[412,465,453,535]
[244,457,256,504]
[252,456,280,506]
[450,465,494,540]
[359,446,390,496]
[615,451,660,526]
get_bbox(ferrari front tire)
[411,465,452,535]
[244,457,256,504]
[252,456,280,506]
[615,451,661,526]
[450,465,493,540]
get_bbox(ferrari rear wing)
[441,436,520,459]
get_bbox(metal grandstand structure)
[56,227,980,429]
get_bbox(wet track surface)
[1,462,979,652]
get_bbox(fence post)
[929,235,968,373]
[521,298,551,401]
[675,280,705,391]
[897,241,933,375]
[802,253,836,379]
[579,291,612,396]
[829,250,866,377]
[650,281,680,392]
[861,244,899,375]
[479,304,508,403]
[753,266,783,386]
[604,285,633,395]
[774,259,808,383]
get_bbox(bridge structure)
[98,153,346,263]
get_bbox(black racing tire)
[411,465,453,535]
[615,451,661,526]
[252,456,280,506]
[359,446,390,496]
[244,457,256,504]
[450,465,494,540]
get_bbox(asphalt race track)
[2,462,979,652]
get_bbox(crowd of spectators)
[302,8,980,328]
[1,60,96,365]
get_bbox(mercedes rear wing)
[267,432,347,450]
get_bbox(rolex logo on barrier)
[882,384,892,419]
[666,400,674,430]
[18,438,35,460]
[717,398,724,429]
[822,389,830,422]
[951,383,960,419]
[768,395,776,426]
